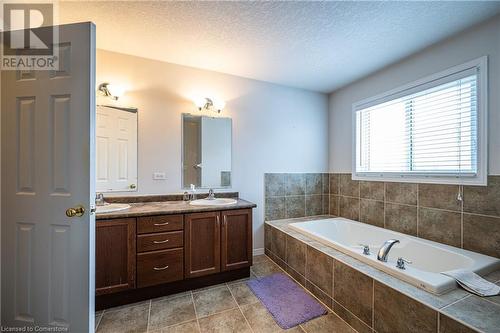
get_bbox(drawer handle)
[153,239,169,244]
[153,222,169,226]
[153,265,169,271]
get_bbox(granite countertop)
[96,198,256,220]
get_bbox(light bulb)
[193,96,207,109]
[214,99,226,111]
[106,84,126,99]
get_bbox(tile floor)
[95,255,357,333]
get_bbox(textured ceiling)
[60,1,500,93]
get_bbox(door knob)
[66,205,85,218]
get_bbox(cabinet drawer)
[137,215,183,234]
[137,231,183,252]
[137,248,183,288]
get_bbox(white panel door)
[1,23,96,332]
[96,105,137,192]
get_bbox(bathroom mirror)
[182,114,232,189]
[96,105,138,192]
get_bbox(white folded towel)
[441,269,500,297]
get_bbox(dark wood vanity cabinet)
[96,206,254,309]
[184,209,252,278]
[95,218,136,295]
[221,209,253,271]
[184,211,221,278]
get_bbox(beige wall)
[329,15,500,175]
[96,50,329,250]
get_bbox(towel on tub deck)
[441,270,500,296]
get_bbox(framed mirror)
[182,114,232,189]
[96,105,138,192]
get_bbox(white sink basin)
[189,198,238,206]
[96,203,131,214]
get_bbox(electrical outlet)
[153,172,166,180]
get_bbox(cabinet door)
[221,209,253,271]
[184,212,221,278]
[95,218,136,295]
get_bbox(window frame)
[351,56,488,186]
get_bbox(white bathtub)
[289,217,500,294]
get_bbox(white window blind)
[353,58,487,185]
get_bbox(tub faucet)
[377,239,400,262]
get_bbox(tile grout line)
[383,182,387,228]
[462,211,500,219]
[195,306,243,321]
[285,232,288,268]
[332,258,335,301]
[416,183,419,237]
[304,176,307,217]
[299,324,310,333]
[94,312,103,332]
[460,185,464,249]
[332,300,373,332]
[358,180,361,222]
[190,291,202,332]
[372,279,375,329]
[468,293,500,308]
[332,297,373,331]
[226,282,255,333]
[437,310,440,333]
[146,299,152,332]
[158,317,202,332]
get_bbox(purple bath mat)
[246,273,327,329]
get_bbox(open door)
[1,23,96,331]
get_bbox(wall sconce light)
[193,97,225,113]
[98,83,126,100]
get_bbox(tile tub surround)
[265,217,500,333]
[265,173,330,221]
[266,173,500,259]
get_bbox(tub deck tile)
[441,295,500,333]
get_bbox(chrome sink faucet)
[377,239,400,262]
[207,188,215,200]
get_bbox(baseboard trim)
[253,248,265,256]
